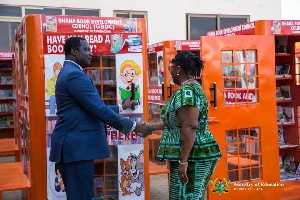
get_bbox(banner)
[0,52,14,60]
[147,42,164,54]
[224,90,257,104]
[148,85,164,104]
[207,22,255,36]
[174,40,200,50]
[41,15,138,34]
[271,20,300,35]
[44,33,142,54]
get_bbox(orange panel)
[201,35,280,200]
[26,15,47,200]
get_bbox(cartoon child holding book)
[118,60,141,106]
[46,62,62,115]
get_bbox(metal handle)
[161,83,165,101]
[209,82,217,108]
[131,82,135,110]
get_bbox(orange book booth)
[147,33,292,199]
[12,14,152,200]
[206,20,300,199]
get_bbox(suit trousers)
[60,159,95,200]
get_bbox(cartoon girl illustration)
[118,60,141,105]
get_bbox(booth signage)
[0,52,14,60]
[224,90,257,104]
[174,40,200,50]
[207,22,255,36]
[147,42,164,53]
[148,85,164,104]
[43,33,143,54]
[271,20,300,35]
[41,15,138,34]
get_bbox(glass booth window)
[222,50,258,105]
[85,54,117,105]
[226,127,262,182]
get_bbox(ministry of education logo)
[210,177,231,195]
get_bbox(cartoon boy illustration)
[157,55,164,85]
[54,163,65,192]
[118,60,141,105]
[46,62,62,115]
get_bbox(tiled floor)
[0,156,171,200]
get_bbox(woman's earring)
[176,73,180,76]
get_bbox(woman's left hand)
[178,164,189,183]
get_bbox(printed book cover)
[276,87,284,100]
[281,107,294,123]
[280,85,291,100]
[281,63,291,76]
[277,106,284,123]
[278,127,285,145]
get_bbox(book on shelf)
[281,63,291,77]
[86,70,101,84]
[0,76,13,84]
[280,156,296,180]
[275,36,288,54]
[280,85,291,100]
[93,177,103,189]
[281,107,294,123]
[0,102,14,113]
[276,87,284,100]
[92,192,104,200]
[275,63,291,78]
[275,65,283,78]
[278,127,285,145]
[279,144,298,149]
[277,106,285,123]
[0,90,13,99]
[277,106,294,124]
[295,163,300,180]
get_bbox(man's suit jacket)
[49,61,134,163]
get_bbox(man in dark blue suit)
[49,37,151,200]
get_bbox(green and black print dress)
[156,81,222,200]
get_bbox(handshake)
[134,121,153,138]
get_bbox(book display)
[206,20,300,199]
[274,35,300,179]
[0,52,15,139]
[12,14,149,200]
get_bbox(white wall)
[281,0,300,20]
[5,0,282,44]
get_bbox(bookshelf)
[0,52,15,139]
[275,35,300,181]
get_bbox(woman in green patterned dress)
[139,51,221,200]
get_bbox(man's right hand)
[134,122,152,138]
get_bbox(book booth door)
[201,35,280,200]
